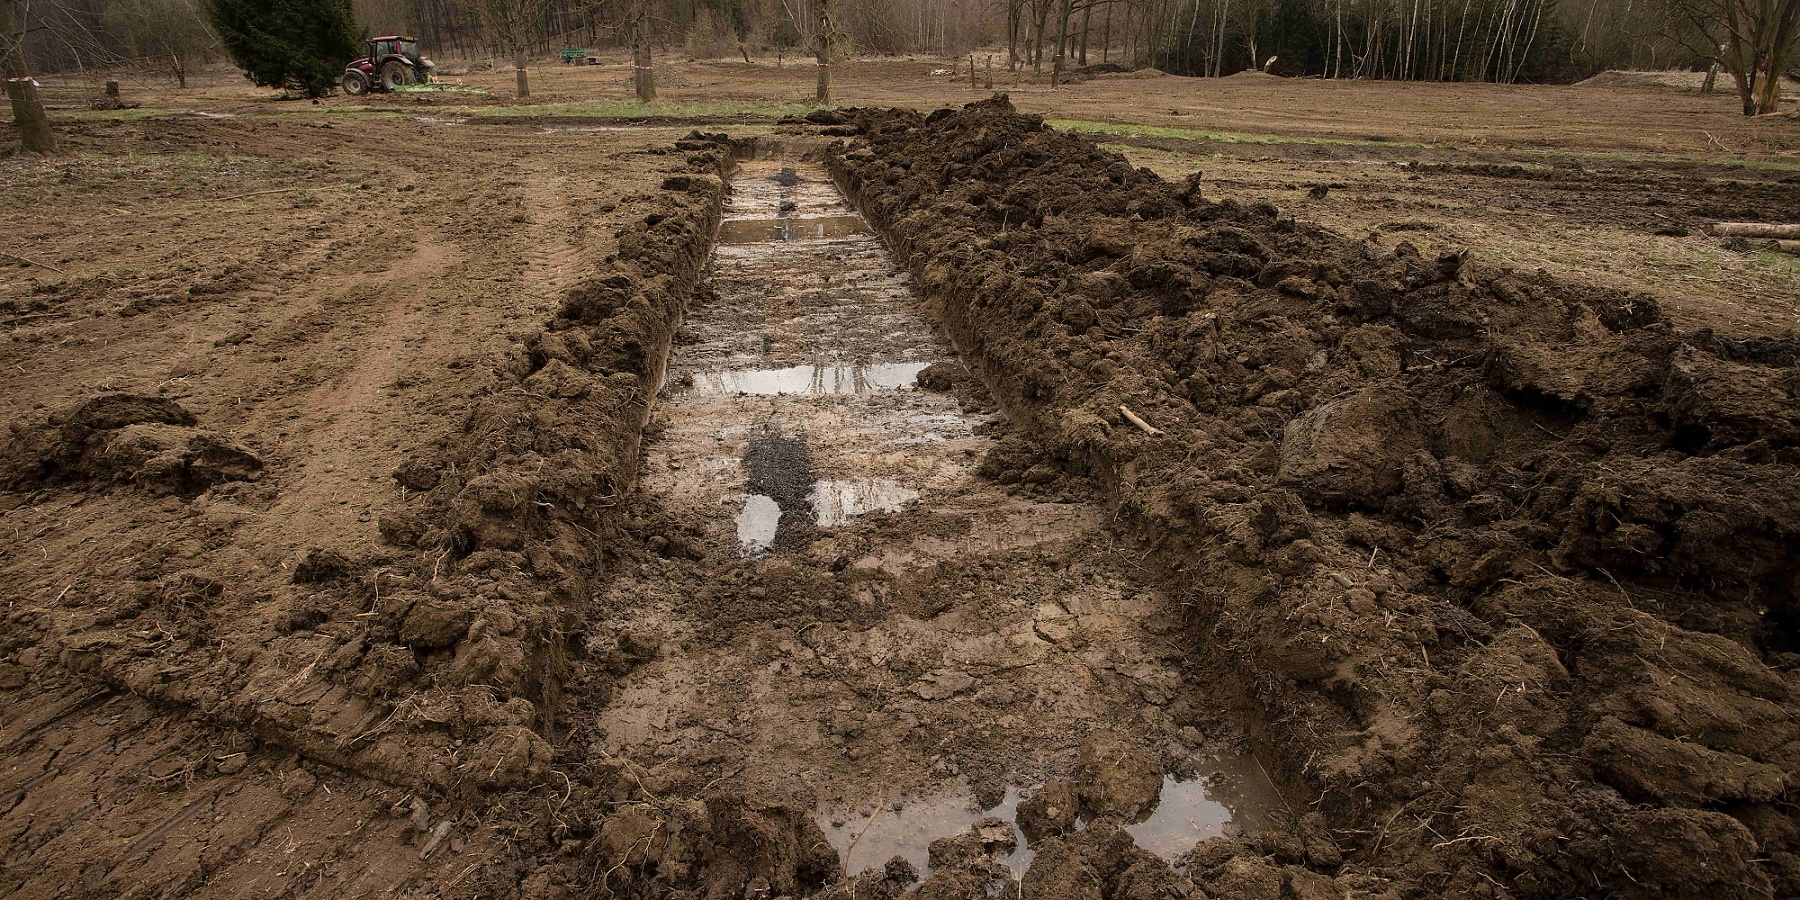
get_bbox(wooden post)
[969,56,976,88]
[984,55,993,89]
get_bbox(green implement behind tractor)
[560,48,600,65]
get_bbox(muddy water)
[624,156,1283,877]
[648,160,984,556]
[817,755,1286,878]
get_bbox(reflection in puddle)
[736,494,780,555]
[815,758,1283,880]
[820,788,1027,878]
[690,362,929,395]
[1124,761,1283,858]
[718,216,871,243]
[810,479,919,526]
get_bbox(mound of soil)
[1,394,261,496]
[826,96,1800,898]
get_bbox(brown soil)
[3,64,1800,899]
[827,96,1800,898]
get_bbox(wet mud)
[6,100,1797,900]
[826,96,1800,899]
[616,151,1286,882]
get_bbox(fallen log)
[1772,240,1800,256]
[1709,222,1800,239]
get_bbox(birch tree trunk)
[815,0,835,104]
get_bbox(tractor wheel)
[380,61,412,91]
[342,69,370,96]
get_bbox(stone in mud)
[1277,385,1425,507]
[1076,730,1163,822]
[1017,778,1079,837]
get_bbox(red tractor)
[341,36,436,95]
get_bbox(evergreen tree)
[206,0,361,98]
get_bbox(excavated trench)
[611,147,1284,878]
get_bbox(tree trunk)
[1102,0,1112,63]
[632,2,656,102]
[1031,0,1050,73]
[1051,0,1073,85]
[514,47,529,98]
[1008,0,1020,70]
[3,0,54,153]
[815,0,835,104]
[1078,0,1091,65]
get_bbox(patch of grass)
[1049,119,1433,149]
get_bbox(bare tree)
[104,0,216,87]
[1666,0,1799,114]
[474,0,551,98]
[3,0,56,153]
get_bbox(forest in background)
[5,0,1794,88]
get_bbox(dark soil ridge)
[825,97,1800,899]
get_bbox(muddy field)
[3,62,1799,899]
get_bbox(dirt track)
[3,64,1800,899]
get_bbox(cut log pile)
[1708,222,1800,254]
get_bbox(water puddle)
[821,788,1027,878]
[810,479,918,526]
[815,757,1284,879]
[717,216,872,244]
[1124,757,1286,857]
[191,111,239,119]
[689,362,928,395]
[414,115,468,126]
[736,494,781,555]
[647,158,987,558]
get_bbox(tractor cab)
[341,35,435,96]
[367,37,422,67]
